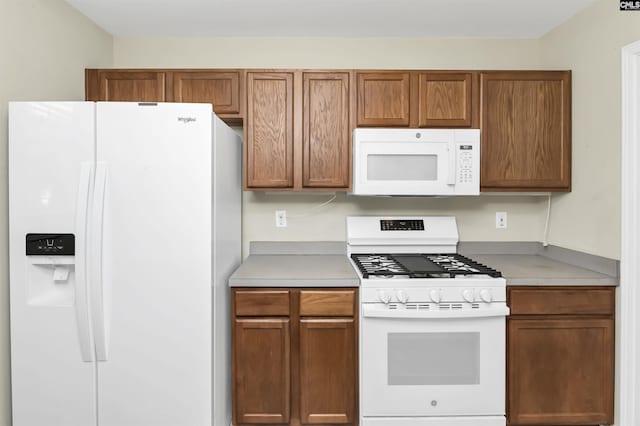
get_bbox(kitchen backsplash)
[241,192,548,258]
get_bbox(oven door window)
[388,332,479,385]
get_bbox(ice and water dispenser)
[26,233,76,306]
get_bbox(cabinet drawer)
[508,287,614,316]
[300,290,355,316]
[235,290,290,316]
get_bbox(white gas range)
[347,216,509,426]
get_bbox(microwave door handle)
[447,140,457,185]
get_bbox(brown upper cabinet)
[480,71,571,192]
[173,71,242,117]
[86,68,571,193]
[88,70,167,102]
[244,70,352,191]
[85,69,244,122]
[356,71,477,128]
[356,71,410,126]
[245,72,295,189]
[303,72,351,188]
[416,72,477,127]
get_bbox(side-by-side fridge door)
[94,102,212,426]
[8,102,97,426]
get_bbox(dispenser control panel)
[26,234,75,256]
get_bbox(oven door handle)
[362,305,510,319]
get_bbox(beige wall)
[114,37,541,69]
[538,7,640,423]
[539,0,640,260]
[114,37,552,256]
[243,193,548,257]
[0,1,113,424]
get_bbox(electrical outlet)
[496,212,507,229]
[275,210,287,228]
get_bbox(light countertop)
[228,254,359,287]
[471,254,618,286]
[228,241,618,287]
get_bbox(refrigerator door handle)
[90,162,109,361]
[75,163,94,362]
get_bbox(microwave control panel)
[458,145,475,184]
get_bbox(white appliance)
[8,102,242,426]
[347,216,509,426]
[352,128,480,196]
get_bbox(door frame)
[620,39,640,426]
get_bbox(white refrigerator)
[8,102,242,426]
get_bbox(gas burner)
[350,254,408,277]
[367,255,389,261]
[351,253,501,279]
[428,255,457,262]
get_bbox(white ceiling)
[64,0,597,38]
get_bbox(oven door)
[361,305,506,418]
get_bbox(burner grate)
[350,254,410,278]
[350,253,502,278]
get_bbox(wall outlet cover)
[275,210,287,227]
[496,211,507,229]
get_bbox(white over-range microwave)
[352,128,480,196]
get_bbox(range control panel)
[26,234,75,256]
[380,220,425,231]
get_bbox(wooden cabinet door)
[234,318,291,425]
[481,71,571,191]
[173,71,241,115]
[356,72,410,126]
[507,318,614,425]
[96,71,166,102]
[303,72,350,188]
[417,72,473,127]
[246,72,294,188]
[299,319,356,425]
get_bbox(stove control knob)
[378,290,392,304]
[462,289,475,303]
[429,289,442,303]
[396,290,409,304]
[480,289,494,303]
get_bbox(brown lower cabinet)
[232,288,358,426]
[507,287,615,426]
